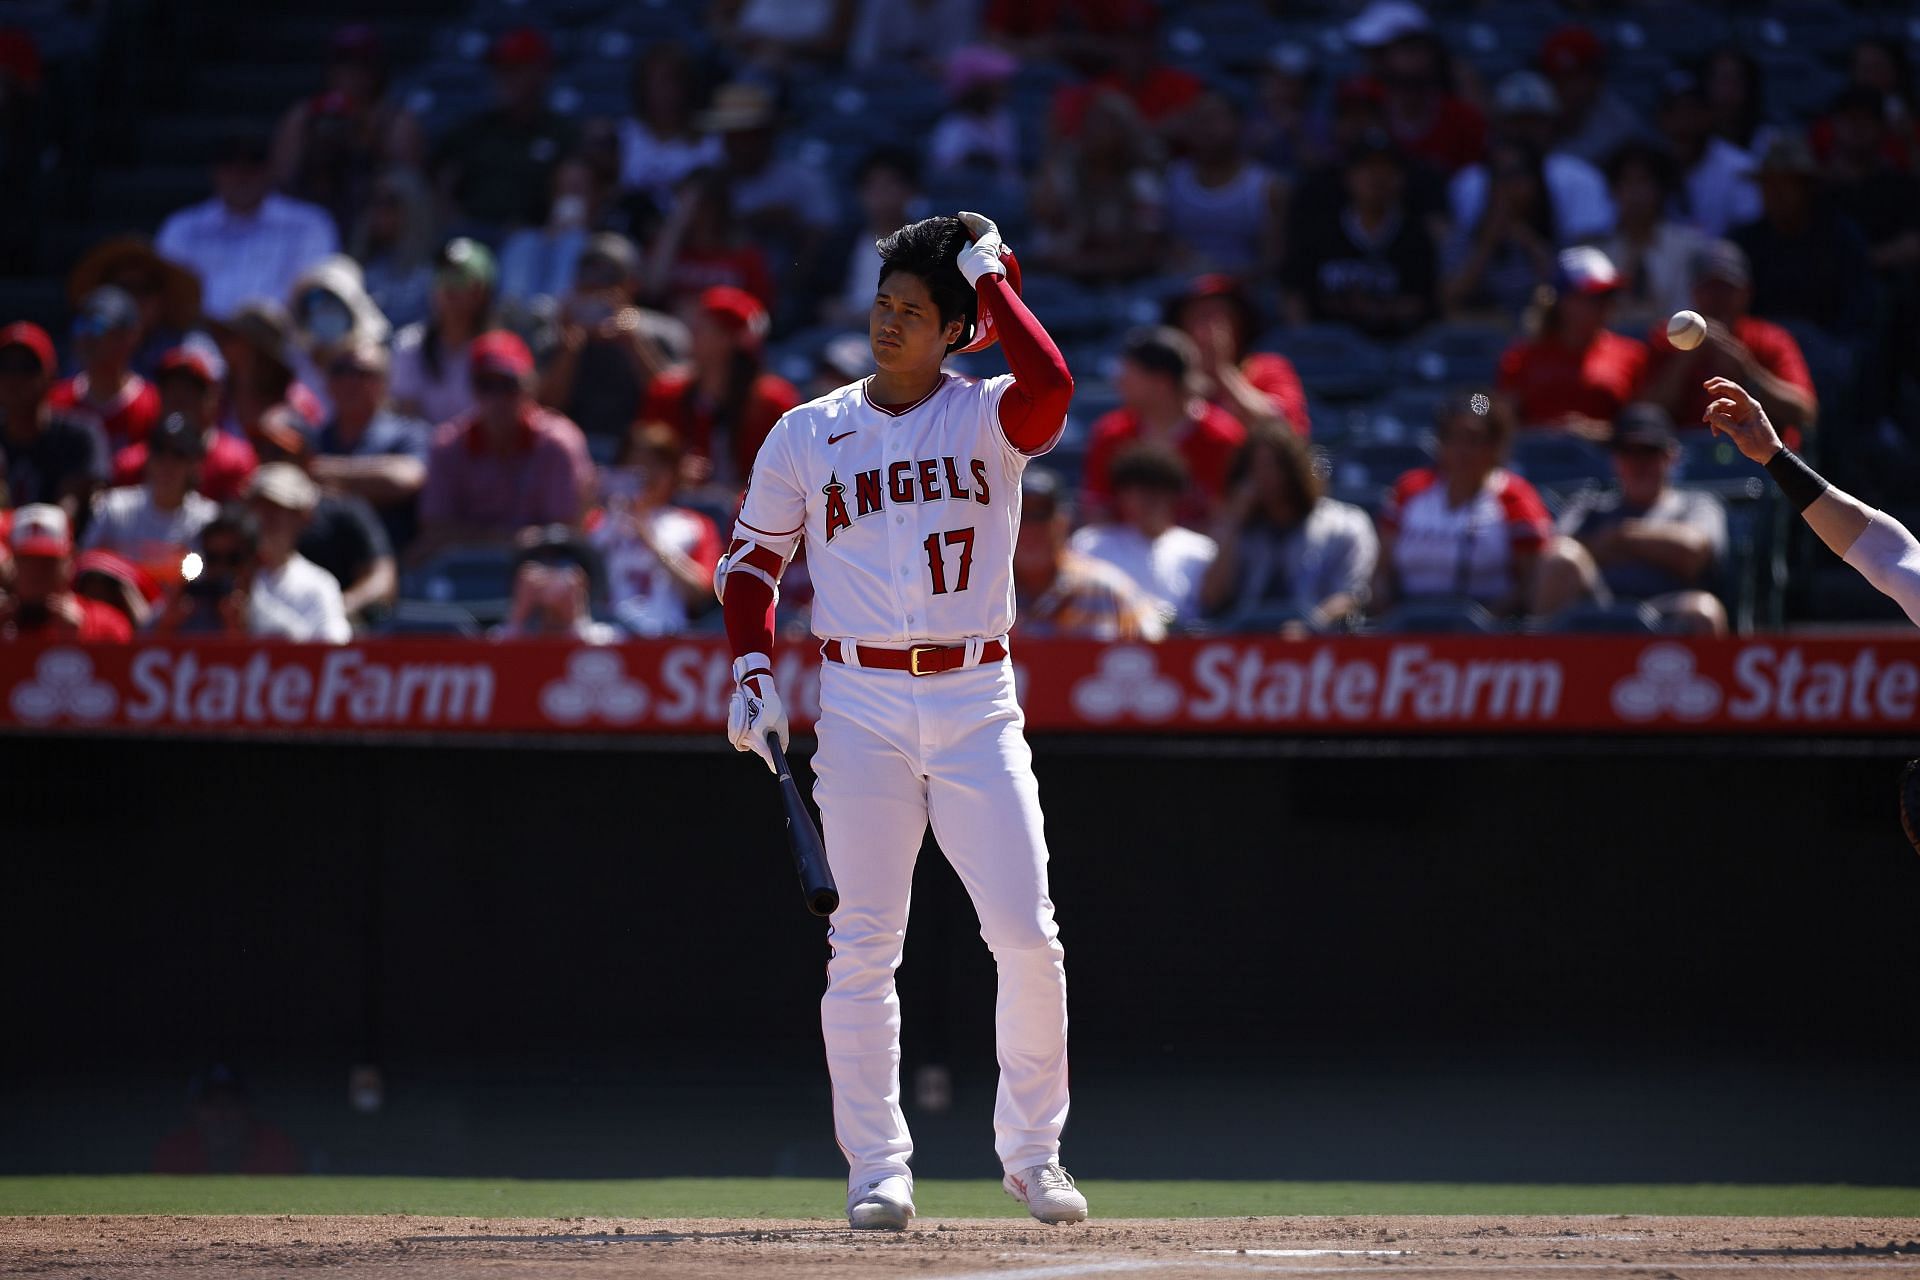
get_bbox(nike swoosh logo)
[828,431,857,444]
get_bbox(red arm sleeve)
[984,273,1074,452]
[720,538,785,658]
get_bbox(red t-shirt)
[112,430,260,501]
[663,246,776,311]
[1637,315,1817,432]
[1050,65,1204,137]
[9,593,133,641]
[644,368,800,490]
[1083,402,1247,525]
[1390,93,1486,175]
[49,373,161,448]
[1380,467,1550,605]
[1237,352,1311,438]
[1498,330,1648,428]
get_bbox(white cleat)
[847,1174,915,1230]
[1003,1162,1089,1224]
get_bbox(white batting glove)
[726,653,788,772]
[955,211,1008,287]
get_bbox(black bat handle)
[766,733,840,917]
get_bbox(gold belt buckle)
[908,644,940,677]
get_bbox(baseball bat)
[766,732,839,917]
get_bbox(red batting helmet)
[955,233,1022,355]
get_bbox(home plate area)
[7,1215,1920,1279]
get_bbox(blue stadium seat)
[1261,324,1390,401]
[1543,601,1663,635]
[1393,322,1511,387]
[1328,440,1434,514]
[400,547,518,622]
[1374,600,1502,635]
[380,600,484,639]
[1675,436,1766,500]
[1509,434,1613,501]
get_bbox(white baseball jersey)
[734,372,1051,644]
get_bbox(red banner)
[1,634,1918,737]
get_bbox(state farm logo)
[1071,647,1181,722]
[1610,643,1721,722]
[9,648,118,725]
[539,649,648,725]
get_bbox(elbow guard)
[715,538,788,604]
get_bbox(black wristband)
[1764,447,1830,513]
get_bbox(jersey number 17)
[923,527,975,594]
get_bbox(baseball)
[1667,309,1707,351]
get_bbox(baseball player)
[715,213,1086,1229]
[1703,375,1920,849]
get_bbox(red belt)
[821,639,1007,676]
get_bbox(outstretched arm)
[1705,376,1920,625]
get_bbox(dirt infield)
[5,1214,1920,1278]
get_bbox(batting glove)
[726,652,788,772]
[955,211,1008,288]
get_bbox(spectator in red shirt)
[590,421,723,635]
[643,285,799,492]
[1082,325,1246,526]
[1498,246,1647,438]
[152,1065,302,1176]
[0,503,132,641]
[1373,392,1550,620]
[644,168,776,312]
[1165,274,1311,438]
[112,348,260,502]
[1346,3,1485,175]
[414,331,595,564]
[1635,239,1818,437]
[50,286,160,448]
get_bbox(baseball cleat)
[847,1174,914,1230]
[1003,1162,1088,1223]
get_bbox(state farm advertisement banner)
[2,635,1919,738]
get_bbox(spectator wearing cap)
[1166,275,1310,438]
[154,134,339,322]
[270,23,426,235]
[645,169,777,311]
[538,232,678,451]
[65,237,204,378]
[1281,131,1438,340]
[615,42,723,211]
[823,148,924,328]
[1082,326,1246,527]
[431,27,579,236]
[244,462,350,642]
[1198,425,1376,631]
[1635,239,1819,436]
[589,421,723,635]
[286,255,391,416]
[1596,142,1710,334]
[1729,133,1874,337]
[390,238,498,428]
[1014,468,1164,641]
[82,412,219,579]
[642,286,799,491]
[49,286,161,449]
[312,341,431,553]
[1497,247,1646,438]
[415,331,594,564]
[1533,403,1728,634]
[209,299,325,452]
[1164,90,1285,278]
[1071,444,1217,627]
[1448,71,1614,250]
[350,167,438,331]
[0,322,105,517]
[73,549,161,633]
[1373,394,1551,620]
[927,45,1021,184]
[111,347,259,502]
[1538,25,1649,170]
[0,504,132,641]
[252,408,395,627]
[702,82,836,272]
[1030,89,1167,284]
[1442,137,1559,321]
[1345,2,1485,175]
[1656,70,1761,238]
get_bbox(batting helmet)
[954,232,1022,355]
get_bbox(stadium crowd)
[1,0,1917,645]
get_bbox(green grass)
[3,1177,1918,1219]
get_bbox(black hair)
[1699,46,1763,150]
[1604,139,1679,197]
[857,145,921,189]
[1109,443,1190,495]
[875,216,975,351]
[1478,138,1556,246]
[202,505,260,559]
[1120,325,1197,387]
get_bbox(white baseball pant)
[811,656,1070,1192]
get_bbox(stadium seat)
[1328,440,1434,515]
[1675,436,1766,500]
[1542,601,1663,635]
[1393,322,1511,387]
[1261,324,1390,401]
[380,600,484,639]
[1509,434,1612,501]
[1374,600,1503,634]
[400,546,518,624]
